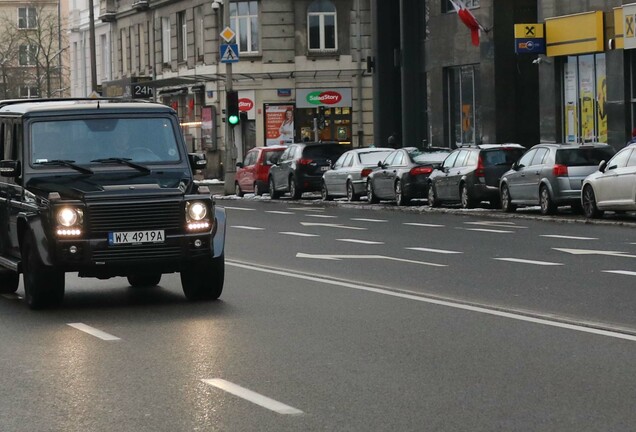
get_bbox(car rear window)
[264,150,284,165]
[481,148,525,167]
[555,147,616,166]
[359,150,392,165]
[303,144,349,159]
[412,151,449,164]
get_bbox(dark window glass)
[556,147,616,166]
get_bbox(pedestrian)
[628,127,636,145]
[388,131,399,149]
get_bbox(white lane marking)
[229,261,636,342]
[222,206,256,211]
[231,226,265,231]
[465,221,527,229]
[554,248,636,258]
[279,232,319,237]
[464,228,514,234]
[603,270,636,276]
[1,293,20,300]
[287,207,324,212]
[407,247,463,254]
[202,379,303,415]
[305,214,337,218]
[403,223,444,227]
[351,218,387,223]
[541,235,598,240]
[296,252,446,267]
[300,222,367,230]
[495,258,562,266]
[337,239,384,245]
[266,211,295,215]
[67,323,121,341]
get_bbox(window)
[121,28,129,74]
[19,86,38,98]
[177,11,187,62]
[308,0,337,52]
[194,6,204,62]
[517,149,536,168]
[230,1,259,54]
[607,148,631,170]
[100,34,110,81]
[19,44,37,66]
[446,65,479,147]
[18,7,36,29]
[162,16,171,64]
[443,0,479,13]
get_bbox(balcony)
[132,0,149,10]
[99,0,117,22]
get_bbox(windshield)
[30,117,182,166]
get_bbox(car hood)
[26,169,193,200]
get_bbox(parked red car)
[235,146,286,196]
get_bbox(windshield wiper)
[36,159,94,175]
[90,158,151,173]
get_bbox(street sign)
[131,83,154,99]
[220,26,235,43]
[220,44,239,63]
[514,23,545,54]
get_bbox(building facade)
[73,0,374,180]
[372,0,635,153]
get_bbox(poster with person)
[265,104,295,146]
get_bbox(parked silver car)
[321,147,393,201]
[581,143,636,218]
[499,143,616,215]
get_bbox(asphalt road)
[1,197,636,431]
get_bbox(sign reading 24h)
[220,44,239,63]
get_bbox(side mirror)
[188,153,207,170]
[0,160,19,177]
[598,160,607,173]
[236,162,244,168]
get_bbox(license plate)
[320,166,329,171]
[108,230,165,245]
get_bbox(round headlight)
[188,202,207,221]
[57,208,79,227]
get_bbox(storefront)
[295,88,353,143]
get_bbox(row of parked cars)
[234,140,636,219]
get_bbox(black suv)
[0,98,226,309]
[268,141,350,199]
[427,144,526,209]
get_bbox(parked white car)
[581,143,636,218]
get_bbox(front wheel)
[181,254,225,301]
[500,184,516,213]
[234,182,244,198]
[269,177,280,199]
[460,184,475,209]
[539,185,556,215]
[427,183,440,208]
[321,182,333,201]
[254,182,263,196]
[127,274,162,287]
[395,181,410,206]
[366,181,379,204]
[582,185,604,219]
[22,233,65,309]
[289,176,302,200]
[346,180,359,202]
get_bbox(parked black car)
[499,142,616,214]
[366,147,450,206]
[0,98,226,309]
[428,144,526,209]
[269,141,350,199]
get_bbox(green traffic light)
[228,114,239,125]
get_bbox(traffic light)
[317,106,326,130]
[226,90,239,126]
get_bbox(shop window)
[443,0,479,14]
[230,1,259,54]
[446,65,479,147]
[308,0,337,52]
[562,54,606,144]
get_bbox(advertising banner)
[265,104,295,146]
[238,90,256,120]
[624,4,636,50]
[296,88,352,108]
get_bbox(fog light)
[69,246,77,254]
[194,239,202,248]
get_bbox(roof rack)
[0,97,143,109]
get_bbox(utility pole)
[222,2,236,195]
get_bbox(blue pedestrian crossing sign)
[220,44,239,63]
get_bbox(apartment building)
[71,0,373,179]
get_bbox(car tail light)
[361,168,373,178]
[476,156,485,177]
[298,158,313,165]
[553,164,568,176]
[409,166,433,176]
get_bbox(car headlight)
[186,201,208,222]
[56,207,83,227]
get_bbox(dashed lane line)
[202,379,303,415]
[337,239,384,245]
[463,228,514,234]
[296,252,446,266]
[266,211,295,215]
[351,218,387,223]
[67,323,121,341]
[287,207,324,212]
[541,235,598,240]
[407,247,463,254]
[279,232,319,237]
[403,223,444,227]
[494,258,563,266]
[305,214,338,218]
[603,270,636,276]
[231,226,265,230]
[221,206,256,211]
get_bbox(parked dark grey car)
[427,144,525,209]
[499,143,616,215]
[269,141,350,199]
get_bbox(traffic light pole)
[223,3,236,195]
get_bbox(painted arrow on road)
[553,248,636,259]
[296,252,446,267]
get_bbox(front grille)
[87,201,182,233]
[92,244,182,262]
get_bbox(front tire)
[366,181,379,204]
[234,182,244,197]
[346,180,359,202]
[269,177,280,199]
[289,176,302,200]
[460,183,475,209]
[321,182,333,201]
[22,233,65,309]
[181,254,224,301]
[539,185,556,215]
[427,183,440,208]
[127,274,162,287]
[254,182,263,196]
[501,184,516,212]
[395,181,410,206]
[582,185,604,219]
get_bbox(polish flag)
[449,0,486,47]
